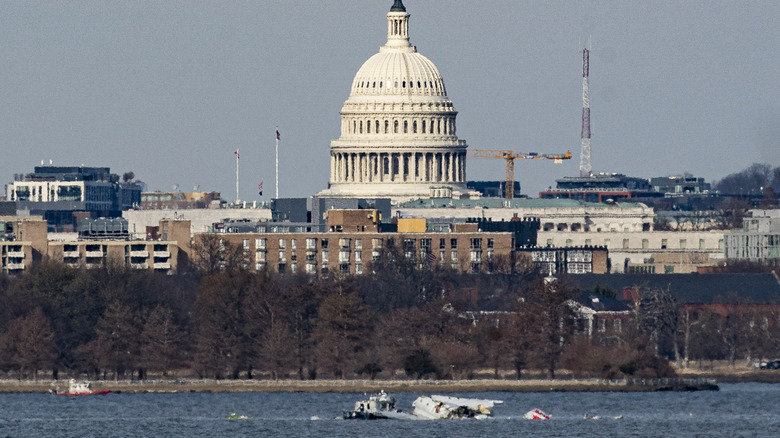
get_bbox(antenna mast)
[579,47,592,177]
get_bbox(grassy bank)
[0,377,727,394]
[2,361,777,394]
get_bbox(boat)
[342,390,416,420]
[411,395,502,420]
[51,379,111,396]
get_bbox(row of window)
[355,78,442,93]
[252,237,495,252]
[346,117,454,136]
[545,237,724,250]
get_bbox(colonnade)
[331,151,465,184]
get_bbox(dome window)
[384,120,389,134]
[379,81,383,88]
[375,120,380,133]
[417,81,421,88]
[393,120,398,134]
[394,81,398,88]
[372,82,376,88]
[410,81,413,88]
[402,81,406,88]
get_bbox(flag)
[276,130,281,141]
[234,149,239,159]
[258,181,263,196]
[426,251,437,265]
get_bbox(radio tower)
[579,47,592,177]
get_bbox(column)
[447,153,453,182]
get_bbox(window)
[450,238,458,249]
[470,238,482,249]
[487,238,494,249]
[243,239,250,250]
[321,239,328,249]
[622,239,629,249]
[321,250,329,265]
[642,239,649,249]
[699,239,705,250]
[661,239,667,249]
[355,239,362,249]
[679,239,687,249]
[291,239,297,250]
[439,238,446,249]
[306,238,316,250]
[279,239,286,249]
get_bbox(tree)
[92,301,143,380]
[632,287,681,365]
[0,308,56,380]
[139,306,185,377]
[191,272,251,378]
[312,282,373,378]
[191,235,246,275]
[714,163,773,196]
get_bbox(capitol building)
[318,0,478,203]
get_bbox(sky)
[1,0,778,202]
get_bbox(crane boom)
[467,149,572,199]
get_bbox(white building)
[318,0,476,203]
[725,209,780,261]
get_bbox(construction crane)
[467,149,572,199]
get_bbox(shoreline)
[0,377,735,394]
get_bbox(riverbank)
[0,377,726,394]
[3,361,777,394]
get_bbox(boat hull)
[53,390,111,396]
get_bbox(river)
[0,383,776,437]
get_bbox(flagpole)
[275,128,279,199]
[235,148,240,204]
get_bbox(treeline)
[0,253,774,382]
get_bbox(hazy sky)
[1,1,778,201]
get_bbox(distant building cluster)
[1,1,777,279]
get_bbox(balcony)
[6,251,25,258]
[153,251,171,258]
[130,250,149,257]
[130,263,147,269]
[63,251,80,258]
[85,251,104,258]
[153,262,171,270]
[6,263,25,270]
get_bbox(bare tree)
[139,306,185,378]
[632,287,682,365]
[0,308,56,380]
[191,235,246,275]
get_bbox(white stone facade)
[725,209,780,261]
[318,1,473,202]
[539,230,726,273]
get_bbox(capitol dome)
[349,49,447,99]
[318,0,475,202]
